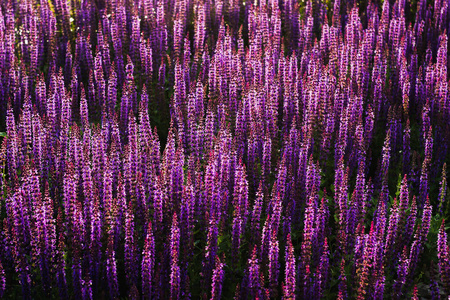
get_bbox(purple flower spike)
[268,229,280,297]
[0,260,5,298]
[170,213,181,300]
[438,220,450,294]
[211,255,225,300]
[283,233,296,299]
[142,221,155,300]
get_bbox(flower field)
[0,0,449,299]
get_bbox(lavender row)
[0,0,449,299]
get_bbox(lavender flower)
[0,260,5,298]
[283,233,296,299]
[170,213,181,300]
[210,255,225,300]
[142,221,155,299]
[268,229,280,297]
[438,220,450,293]
[106,235,119,299]
[0,1,448,299]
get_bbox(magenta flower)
[283,233,296,299]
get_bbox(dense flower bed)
[0,0,449,299]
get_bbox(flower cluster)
[0,0,448,299]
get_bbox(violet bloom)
[125,198,138,286]
[392,246,409,299]
[268,229,280,297]
[438,220,450,293]
[337,258,347,300]
[283,233,296,299]
[56,232,68,300]
[0,260,5,298]
[106,235,119,299]
[142,221,155,299]
[246,246,263,299]
[316,238,330,298]
[210,255,225,300]
[170,213,181,300]
[419,129,433,206]
[202,218,218,293]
